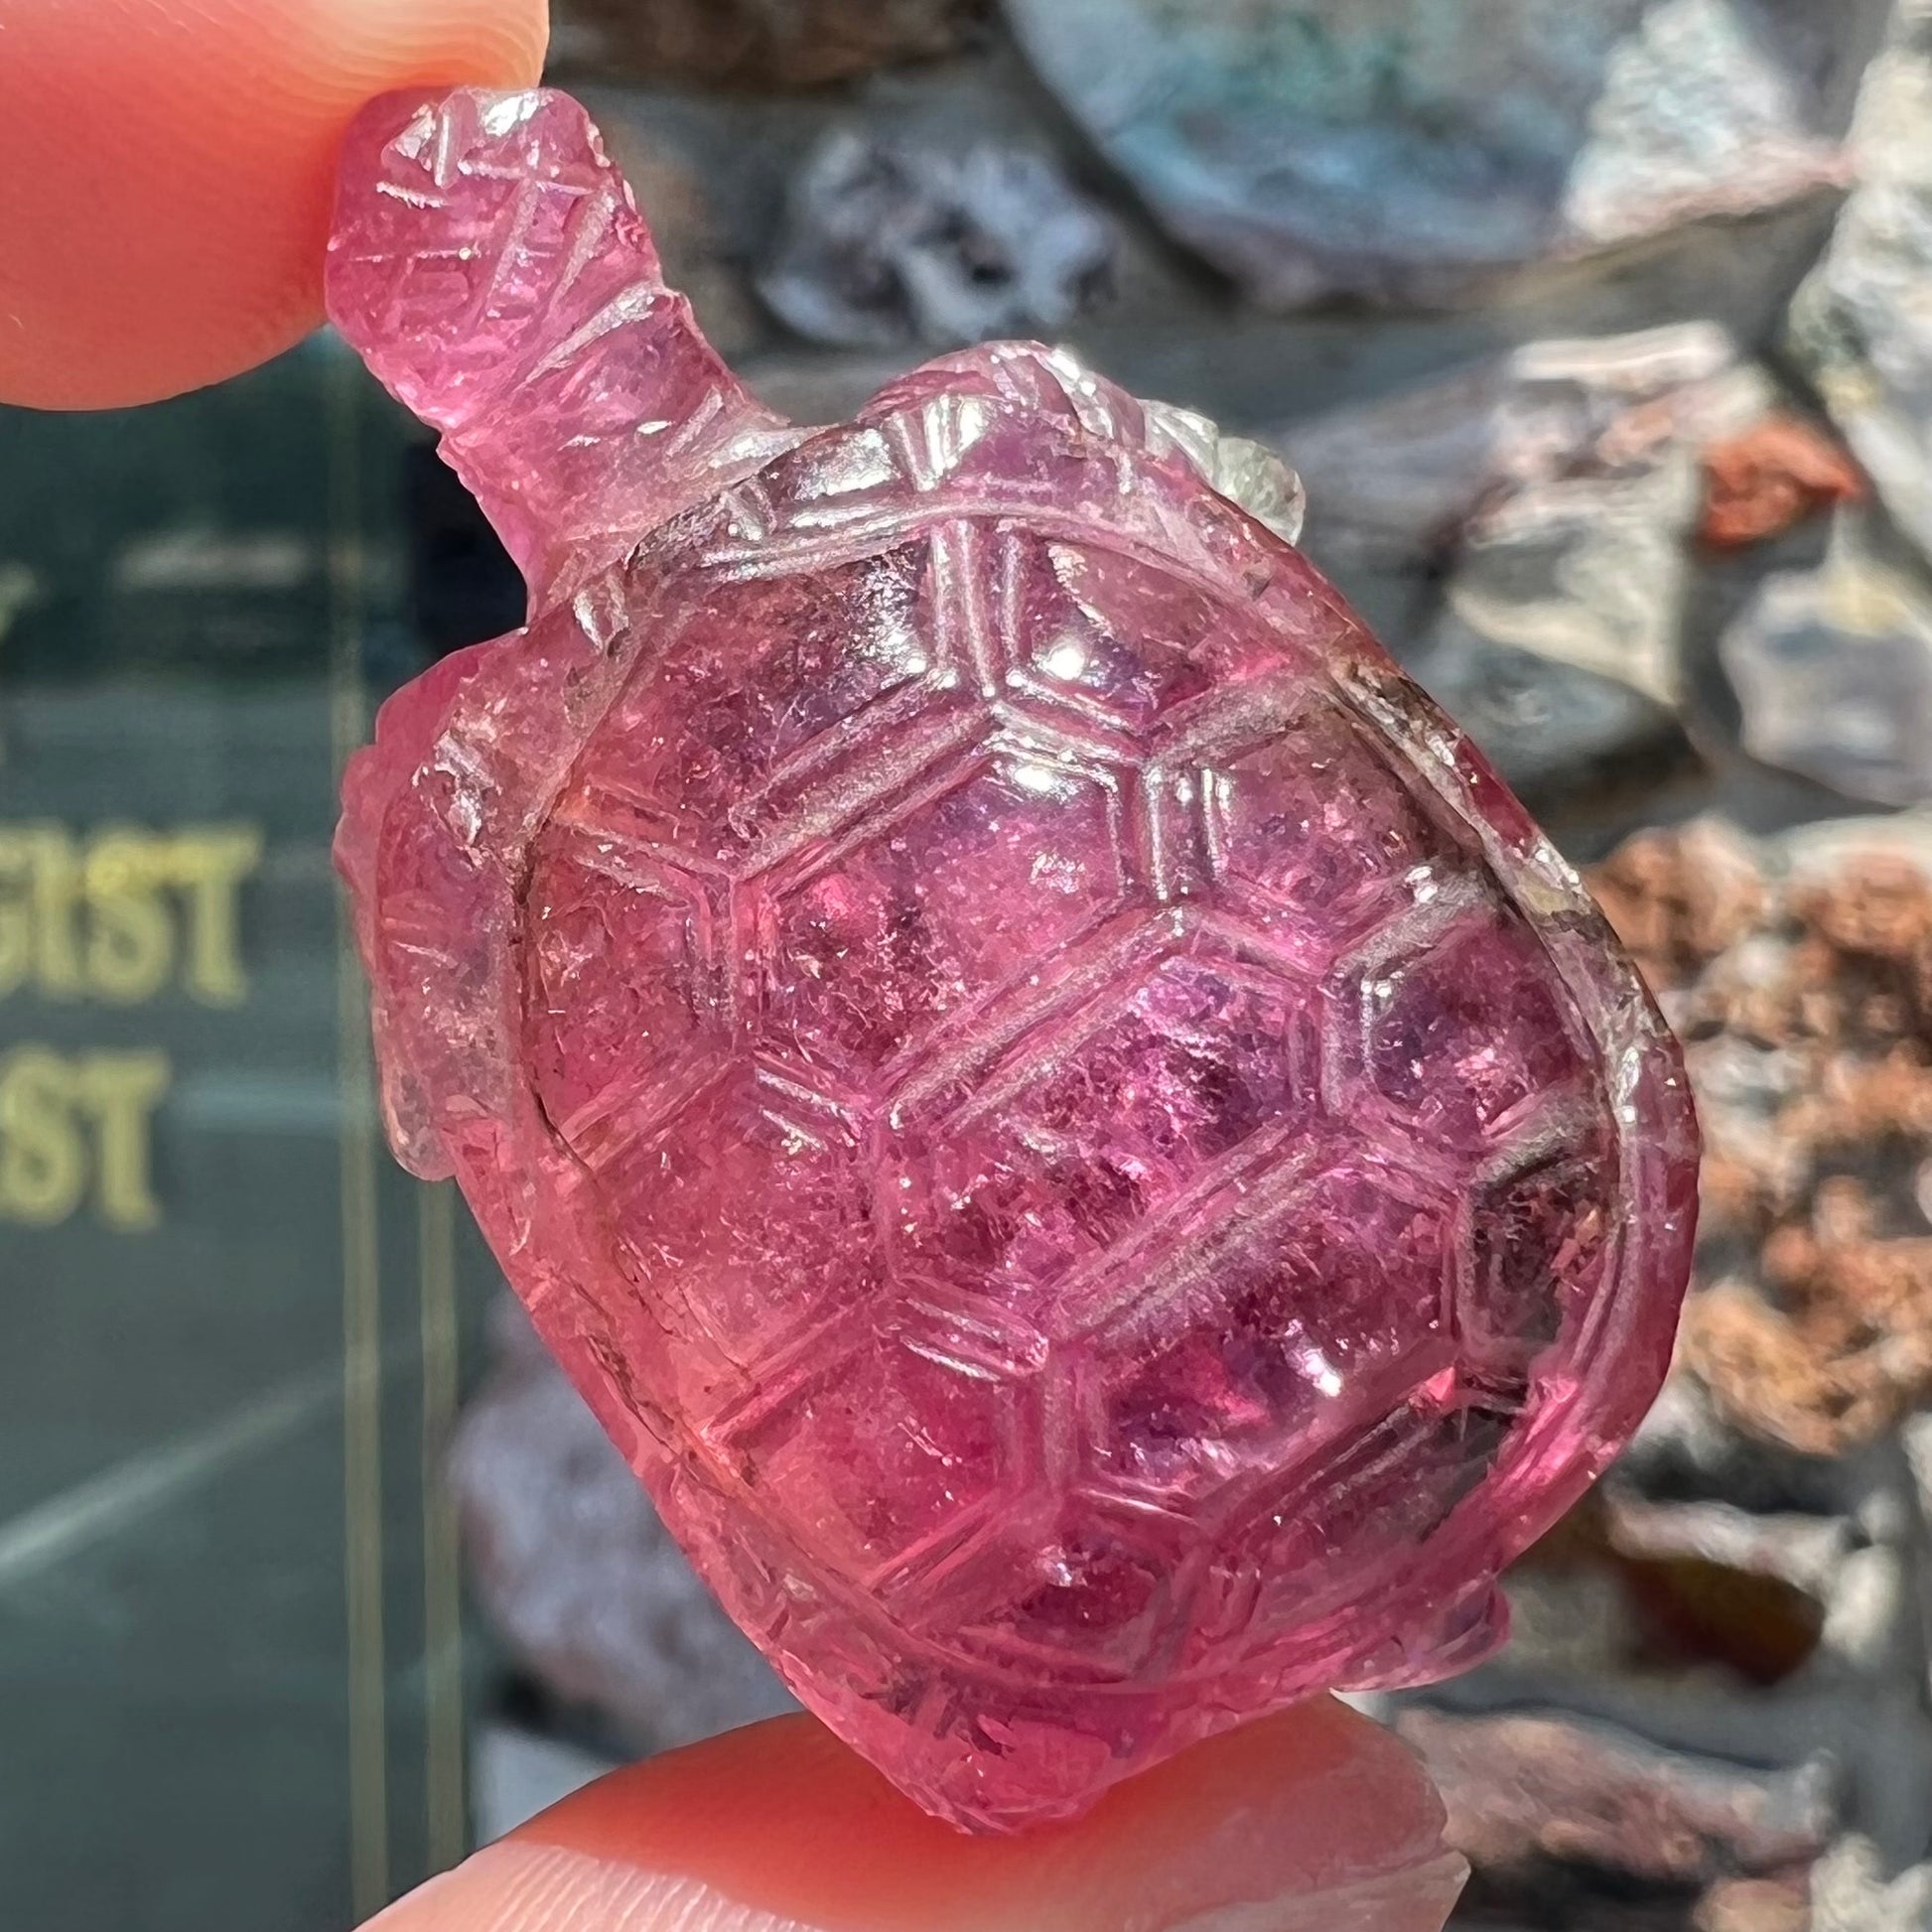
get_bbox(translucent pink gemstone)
[328,87,1699,1832]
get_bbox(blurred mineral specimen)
[1700,415,1865,551]
[1005,0,1859,307]
[1508,1483,1839,1687]
[758,130,1115,347]
[1810,1837,1932,1932]
[1591,817,1932,1454]
[552,0,982,89]
[1721,520,1932,805]
[1396,1706,1835,1932]
[451,1311,794,1750]
[1291,324,1765,631]
[1289,325,1768,797]
[1789,0,1932,566]
[328,85,1696,1832]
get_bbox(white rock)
[1811,1835,1932,1932]
[1721,513,1932,804]
[1790,0,1932,565]
[759,129,1116,349]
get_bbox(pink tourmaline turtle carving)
[329,87,1699,1832]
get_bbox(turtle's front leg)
[326,87,795,604]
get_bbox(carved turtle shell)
[330,88,1698,1831]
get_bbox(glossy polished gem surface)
[329,86,1699,1833]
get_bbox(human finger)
[363,1703,1465,1932]
[0,0,549,409]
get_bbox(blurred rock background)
[447,4,1932,1924]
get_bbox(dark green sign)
[0,339,504,1931]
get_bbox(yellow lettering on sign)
[84,829,176,1004]
[82,1052,172,1230]
[0,1046,88,1226]
[0,821,260,1230]
[0,823,263,1006]
[0,826,83,998]
[0,1047,173,1231]
[172,828,263,1006]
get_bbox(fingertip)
[0,0,549,411]
[376,1704,1459,1932]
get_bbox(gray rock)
[1405,336,1747,797]
[1789,0,1932,566]
[1906,1413,1932,1520]
[1497,1567,1642,1679]
[1413,632,1691,803]
[449,1312,794,1753]
[1600,1494,1854,1603]
[1006,0,1866,308]
[1904,1414,1932,1697]
[759,128,1115,348]
[1721,514,1932,804]
[1285,325,1766,795]
[1397,1704,1836,1928]
[1619,1377,1857,1520]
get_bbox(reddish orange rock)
[1699,414,1864,549]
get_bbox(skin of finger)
[363,1705,1464,1932]
[0,0,549,410]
